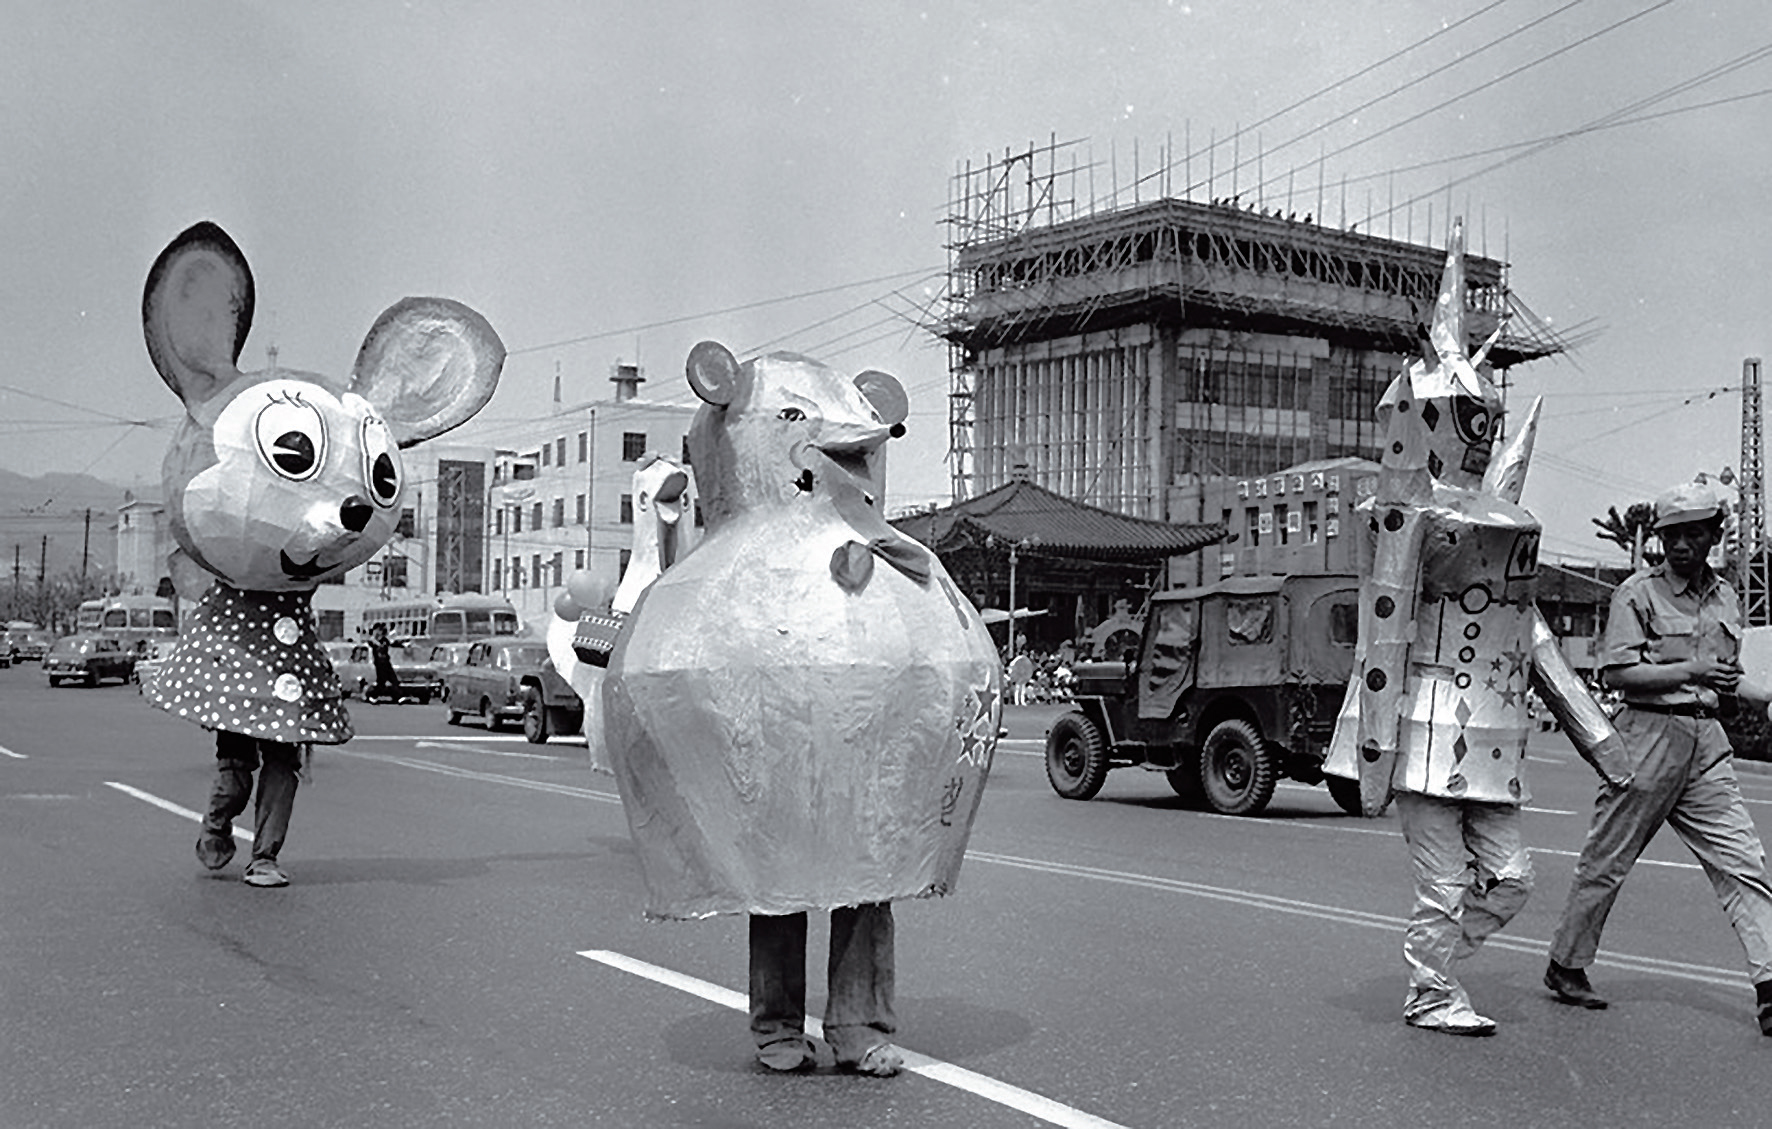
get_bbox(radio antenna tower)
[1740,357,1768,625]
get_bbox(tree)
[0,566,122,633]
[1593,502,1659,569]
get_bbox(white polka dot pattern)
[143,583,353,744]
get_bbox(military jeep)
[1044,573,1364,817]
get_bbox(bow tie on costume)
[830,536,932,592]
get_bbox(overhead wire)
[1384,37,1772,217]
[1321,86,1772,191]
[1243,0,1681,208]
[1122,0,1532,203]
[505,265,940,358]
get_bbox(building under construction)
[938,139,1568,570]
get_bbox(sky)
[3,0,1770,567]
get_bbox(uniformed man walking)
[1545,480,1772,1036]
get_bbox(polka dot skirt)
[144,583,353,745]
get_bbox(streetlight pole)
[1007,542,1018,659]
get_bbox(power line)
[1384,38,1772,218]
[1248,0,1679,210]
[1134,0,1535,203]
[505,265,940,358]
[1177,0,1597,204]
[1319,86,1772,191]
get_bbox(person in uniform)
[1545,480,1772,1036]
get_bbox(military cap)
[1653,480,1724,530]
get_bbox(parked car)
[1045,573,1363,817]
[321,641,357,695]
[4,625,53,666]
[335,640,436,703]
[16,629,53,662]
[418,640,474,701]
[44,633,136,687]
[442,638,581,739]
[132,637,180,693]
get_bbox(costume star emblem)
[955,682,1000,767]
[1503,644,1530,680]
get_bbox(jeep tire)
[1046,711,1111,800]
[1199,718,1278,816]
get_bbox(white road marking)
[0,744,26,759]
[966,850,1750,990]
[578,949,1132,1129]
[352,733,556,744]
[1185,807,1703,871]
[103,781,252,841]
[327,747,622,803]
[412,740,569,760]
[103,771,1749,1004]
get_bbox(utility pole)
[80,508,91,586]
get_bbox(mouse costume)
[148,584,349,744]
[604,344,1002,1072]
[138,221,503,885]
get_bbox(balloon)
[567,569,603,610]
[554,590,582,622]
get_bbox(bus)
[76,595,178,651]
[357,594,522,642]
[425,594,522,641]
[357,598,440,642]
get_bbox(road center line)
[103,773,1750,1003]
[577,949,1131,1129]
[412,740,569,760]
[965,849,1750,990]
[328,747,622,803]
[0,744,26,759]
[103,781,252,841]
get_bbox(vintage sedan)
[16,630,53,662]
[442,638,580,736]
[3,625,53,667]
[419,640,474,702]
[335,640,436,703]
[131,637,180,695]
[44,634,135,687]
[321,641,357,695]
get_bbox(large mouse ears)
[686,340,743,406]
[351,297,506,448]
[142,221,255,407]
[854,370,907,431]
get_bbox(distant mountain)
[0,469,134,581]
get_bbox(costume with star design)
[1322,220,1623,1037]
[604,343,1001,1075]
[604,345,1004,922]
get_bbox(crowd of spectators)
[1003,638,1085,705]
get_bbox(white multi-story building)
[486,362,699,628]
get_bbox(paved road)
[4,668,1772,1127]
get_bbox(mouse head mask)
[145,222,504,592]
